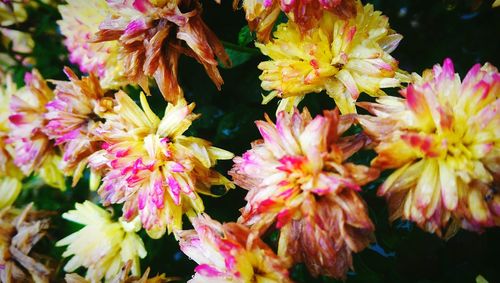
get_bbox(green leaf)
[238,25,254,46]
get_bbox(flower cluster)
[230,108,378,278]
[56,201,147,282]
[178,214,291,283]
[357,59,500,236]
[257,1,405,114]
[89,92,234,238]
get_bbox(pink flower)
[230,108,378,278]
[8,70,65,190]
[44,67,114,186]
[89,92,234,238]
[178,214,291,283]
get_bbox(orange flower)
[235,0,357,41]
[229,108,378,278]
[93,0,230,103]
[44,67,114,186]
[178,214,291,283]
[358,59,500,236]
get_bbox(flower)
[235,0,357,41]
[0,203,52,282]
[257,2,406,114]
[93,0,230,102]
[58,0,126,89]
[7,70,66,190]
[0,1,27,26]
[44,67,114,187]
[229,108,378,278]
[56,201,147,282]
[178,214,291,283]
[0,72,22,209]
[357,59,500,236]
[88,92,234,238]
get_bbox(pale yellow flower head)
[257,1,406,114]
[58,0,126,89]
[57,201,147,282]
[89,92,234,238]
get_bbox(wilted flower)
[357,59,500,236]
[93,0,230,102]
[58,0,126,88]
[88,92,234,238]
[0,204,52,282]
[56,201,147,282]
[229,108,378,278]
[257,2,406,114]
[8,70,65,190]
[178,214,291,283]
[235,0,357,41]
[0,72,22,209]
[65,260,167,283]
[44,67,114,187]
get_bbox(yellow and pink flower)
[44,67,114,187]
[178,214,291,283]
[357,58,500,236]
[257,1,406,114]
[89,92,234,238]
[58,0,126,89]
[236,0,357,41]
[93,0,230,102]
[229,108,378,278]
[7,70,65,190]
[0,73,22,209]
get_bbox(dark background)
[6,0,499,282]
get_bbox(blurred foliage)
[3,0,499,282]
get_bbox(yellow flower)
[0,72,22,208]
[58,0,126,89]
[229,108,378,278]
[8,70,65,190]
[257,1,406,114]
[88,92,234,238]
[178,214,291,283]
[57,201,147,282]
[357,59,500,236]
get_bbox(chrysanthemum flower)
[0,73,22,209]
[44,67,114,187]
[257,1,406,114]
[229,108,378,278]
[88,92,234,238]
[235,0,357,41]
[178,214,291,283]
[93,0,230,102]
[58,0,126,89]
[0,204,52,282]
[0,1,27,26]
[7,70,65,190]
[56,201,147,282]
[357,59,500,236]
